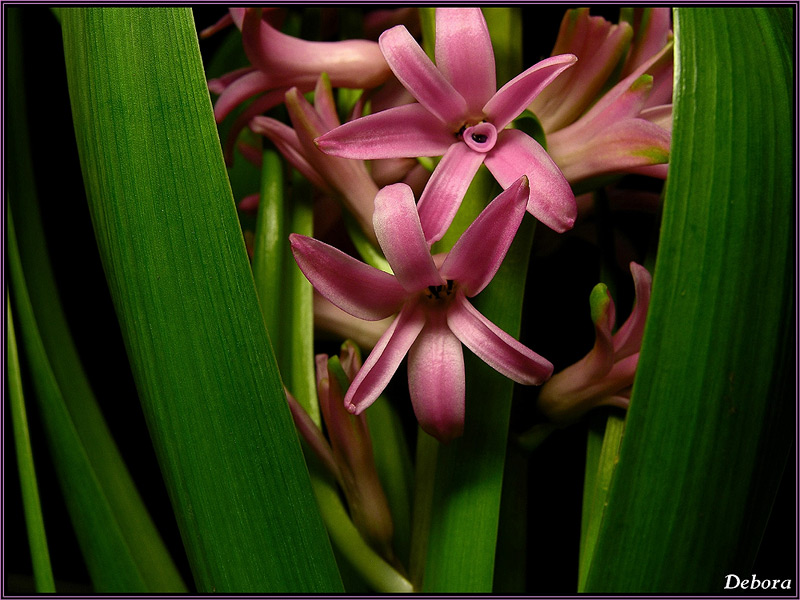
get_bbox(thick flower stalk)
[286,342,396,564]
[316,8,577,244]
[290,176,553,442]
[529,8,673,184]
[204,8,392,162]
[537,262,652,425]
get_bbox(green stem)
[6,296,56,593]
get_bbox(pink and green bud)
[537,262,652,425]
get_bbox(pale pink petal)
[208,66,254,95]
[484,129,576,233]
[315,104,454,159]
[290,234,407,320]
[549,118,670,183]
[345,301,426,413]
[213,70,273,123]
[249,116,333,194]
[483,54,577,130]
[200,11,234,38]
[628,164,669,179]
[242,8,390,90]
[447,293,553,385]
[313,75,341,131]
[407,310,465,442]
[434,8,496,118]
[416,142,486,244]
[370,157,419,187]
[373,184,443,292]
[530,11,632,132]
[641,104,673,131]
[440,176,529,296]
[622,8,673,76]
[613,262,653,359]
[222,87,295,164]
[379,25,468,128]
[284,88,380,241]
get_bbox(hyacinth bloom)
[530,8,673,184]
[290,176,553,442]
[285,343,395,563]
[538,262,652,425]
[249,75,381,244]
[316,8,578,244]
[204,8,391,162]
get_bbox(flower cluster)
[205,5,667,588]
[207,6,667,445]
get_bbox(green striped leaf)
[60,8,342,592]
[582,7,793,592]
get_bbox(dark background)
[4,5,796,594]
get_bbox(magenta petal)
[242,8,390,90]
[315,104,454,160]
[373,184,444,292]
[416,142,486,244]
[313,75,341,131]
[379,25,468,128]
[213,70,272,123]
[484,129,576,233]
[483,54,577,130]
[407,310,465,442]
[434,8,496,118]
[249,116,333,194]
[447,293,553,385]
[613,262,653,359]
[345,301,426,413]
[290,234,407,320]
[440,176,529,296]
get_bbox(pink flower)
[204,8,392,163]
[290,176,553,442]
[529,8,673,184]
[537,262,652,424]
[316,8,577,244]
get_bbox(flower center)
[462,122,497,153]
[424,279,455,303]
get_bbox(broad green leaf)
[6,297,56,593]
[6,8,185,591]
[582,7,793,592]
[60,8,341,591]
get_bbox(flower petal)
[290,234,407,320]
[313,293,391,351]
[548,118,671,183]
[484,129,576,232]
[483,54,577,130]
[242,8,391,90]
[379,25,468,128]
[213,70,272,123]
[313,74,341,131]
[440,176,529,296]
[416,142,486,244]
[373,184,443,291]
[315,104,455,159]
[249,116,333,194]
[407,310,465,442]
[434,8,496,118]
[345,301,426,413]
[613,262,653,359]
[447,293,553,385]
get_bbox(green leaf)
[6,297,56,593]
[582,7,794,592]
[60,8,341,591]
[6,7,184,591]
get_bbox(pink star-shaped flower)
[290,176,553,442]
[316,8,578,244]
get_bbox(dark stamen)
[471,133,488,144]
